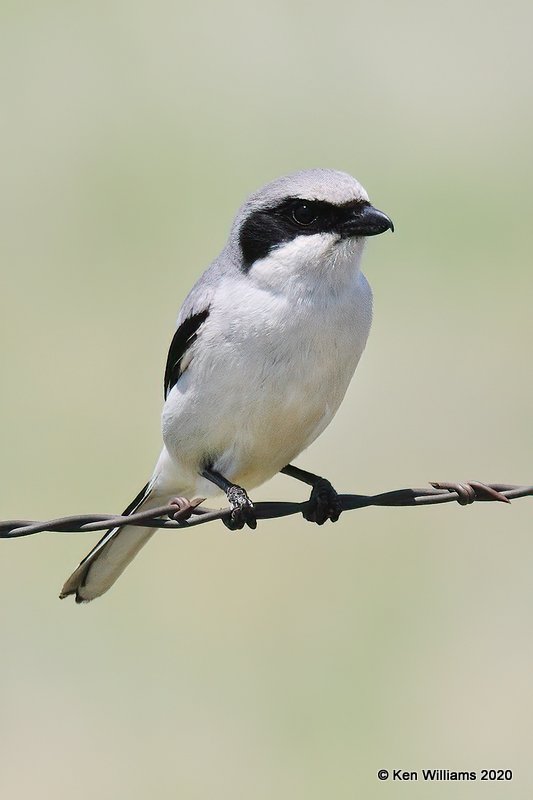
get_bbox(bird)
[60,168,393,602]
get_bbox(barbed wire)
[1,480,531,540]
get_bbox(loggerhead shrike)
[61,168,393,602]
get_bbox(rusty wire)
[0,480,531,540]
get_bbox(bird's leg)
[281,464,343,525]
[201,468,257,531]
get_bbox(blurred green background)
[1,1,533,797]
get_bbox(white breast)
[162,240,373,496]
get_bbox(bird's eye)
[291,202,317,226]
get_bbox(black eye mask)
[239,198,371,270]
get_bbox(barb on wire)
[0,480,531,540]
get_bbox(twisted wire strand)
[1,481,531,539]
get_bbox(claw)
[304,479,343,525]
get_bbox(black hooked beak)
[341,203,394,238]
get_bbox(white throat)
[248,233,366,299]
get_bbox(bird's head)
[229,168,393,292]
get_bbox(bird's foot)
[224,485,257,531]
[304,478,343,525]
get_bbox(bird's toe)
[304,479,343,525]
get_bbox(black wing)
[163,308,210,398]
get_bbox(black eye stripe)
[275,198,368,228]
[239,198,369,270]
